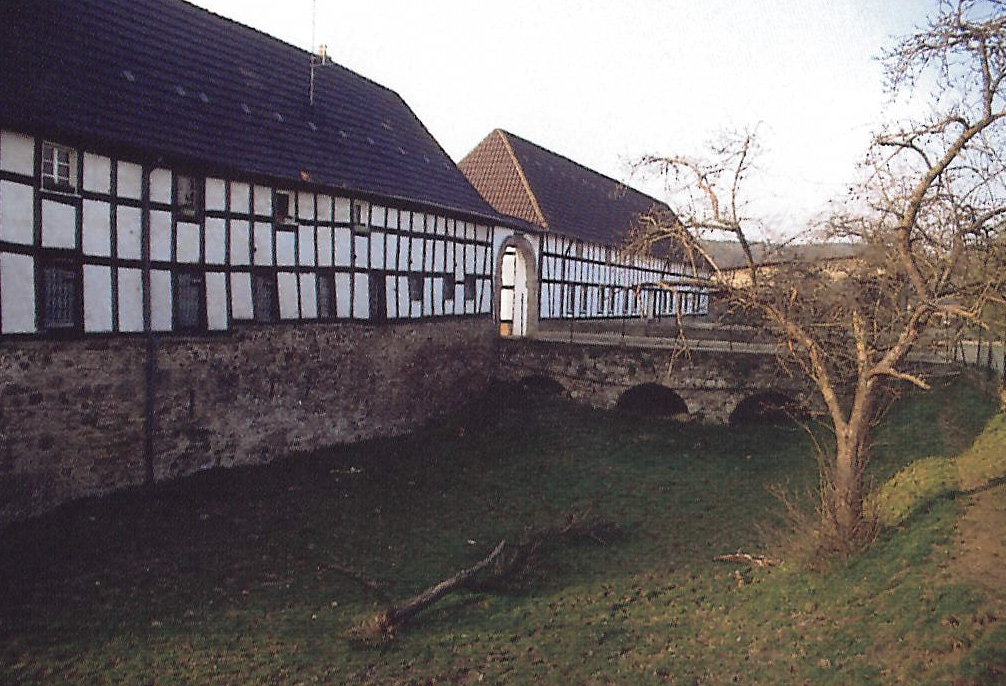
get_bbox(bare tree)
[632,0,1006,552]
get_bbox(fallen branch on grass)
[712,552,781,567]
[349,515,621,645]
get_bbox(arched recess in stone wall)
[616,383,689,417]
[519,374,567,397]
[729,391,806,426]
[494,234,539,338]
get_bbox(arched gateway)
[495,235,539,338]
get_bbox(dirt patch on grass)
[950,484,1006,603]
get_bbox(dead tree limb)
[712,552,781,567]
[352,540,507,643]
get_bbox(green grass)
[0,380,1003,685]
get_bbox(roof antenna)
[309,0,331,106]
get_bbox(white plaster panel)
[370,231,385,269]
[117,161,142,199]
[386,275,397,318]
[0,131,34,175]
[117,267,144,332]
[0,180,34,244]
[370,205,386,229]
[410,289,422,318]
[386,208,399,230]
[317,195,332,221]
[424,276,433,316]
[230,182,250,214]
[299,273,317,319]
[205,217,226,264]
[422,239,433,272]
[0,252,35,333]
[425,214,436,234]
[253,185,271,216]
[83,200,111,256]
[149,168,171,204]
[41,199,76,248]
[275,229,296,266]
[230,220,250,265]
[176,222,201,263]
[253,222,272,265]
[333,197,351,223]
[149,209,172,262]
[298,226,315,266]
[334,227,352,266]
[433,240,446,272]
[277,271,299,319]
[83,153,111,194]
[354,235,368,268]
[205,178,226,211]
[465,246,476,273]
[335,272,352,318]
[385,234,399,269]
[316,226,333,266]
[117,206,142,259]
[230,272,253,319]
[206,271,228,330]
[297,192,314,220]
[410,238,423,270]
[475,224,490,242]
[83,265,113,332]
[353,272,369,319]
[150,269,173,331]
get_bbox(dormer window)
[41,142,76,193]
[175,174,204,220]
[273,190,294,226]
[352,200,370,232]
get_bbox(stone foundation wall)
[0,319,497,525]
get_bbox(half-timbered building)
[0,0,517,523]
[460,129,708,338]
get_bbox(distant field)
[1,378,1003,685]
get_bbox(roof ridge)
[172,0,401,100]
[498,128,661,206]
[496,129,548,229]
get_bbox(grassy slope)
[0,380,1003,685]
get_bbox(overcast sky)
[186,0,933,232]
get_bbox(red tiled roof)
[459,129,672,247]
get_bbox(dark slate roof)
[0,0,499,219]
[458,129,672,247]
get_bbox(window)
[41,142,76,193]
[352,200,370,232]
[442,275,455,304]
[175,175,204,221]
[173,271,206,332]
[316,272,335,319]
[41,256,81,332]
[252,271,278,323]
[463,274,477,302]
[273,191,293,226]
[409,273,425,303]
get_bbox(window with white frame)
[41,142,76,193]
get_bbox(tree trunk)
[827,385,876,550]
